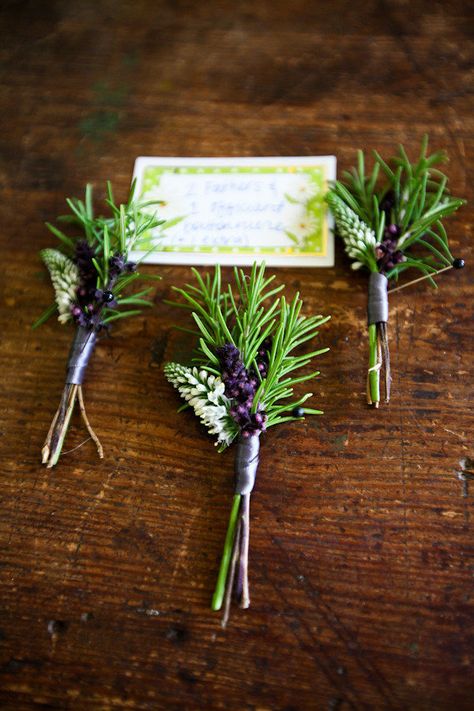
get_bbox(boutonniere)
[35,181,162,467]
[326,136,465,407]
[164,263,329,625]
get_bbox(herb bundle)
[35,181,163,467]
[326,137,465,407]
[164,263,329,624]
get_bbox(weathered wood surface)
[0,1,473,709]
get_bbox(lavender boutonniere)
[34,181,163,467]
[165,263,330,625]
[326,136,465,407]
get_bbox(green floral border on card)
[137,165,328,257]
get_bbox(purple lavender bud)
[109,254,125,274]
[254,412,263,425]
[74,240,97,285]
[75,312,89,327]
[71,305,82,317]
[388,224,399,236]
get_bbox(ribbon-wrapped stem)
[212,434,260,625]
[42,327,102,467]
[367,273,391,407]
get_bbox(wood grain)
[0,1,473,709]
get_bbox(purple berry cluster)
[216,343,270,438]
[375,224,406,272]
[70,240,136,330]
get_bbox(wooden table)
[1,2,472,709]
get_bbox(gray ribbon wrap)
[367,272,389,325]
[234,434,260,495]
[66,327,97,385]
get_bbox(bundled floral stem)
[164,263,330,625]
[326,136,465,407]
[35,181,163,467]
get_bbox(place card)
[131,156,336,266]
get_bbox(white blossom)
[164,362,238,449]
[41,248,80,324]
[326,193,377,268]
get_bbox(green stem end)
[368,323,380,406]
[212,494,241,611]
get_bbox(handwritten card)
[131,156,336,266]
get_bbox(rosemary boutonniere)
[326,136,465,407]
[35,181,163,467]
[164,263,330,625]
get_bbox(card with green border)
[131,156,336,266]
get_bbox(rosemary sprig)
[35,180,164,330]
[328,136,465,280]
[166,262,330,428]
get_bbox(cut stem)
[221,517,242,628]
[239,494,251,609]
[44,384,79,467]
[212,494,241,611]
[42,405,60,464]
[42,381,101,467]
[77,385,103,458]
[379,322,391,403]
[367,323,380,406]
[367,322,391,406]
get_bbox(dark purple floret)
[387,224,400,237]
[73,240,100,315]
[109,254,125,274]
[108,253,135,281]
[216,342,271,436]
[379,190,396,220]
[70,306,92,329]
[376,229,406,273]
[74,240,96,286]
[255,336,272,379]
